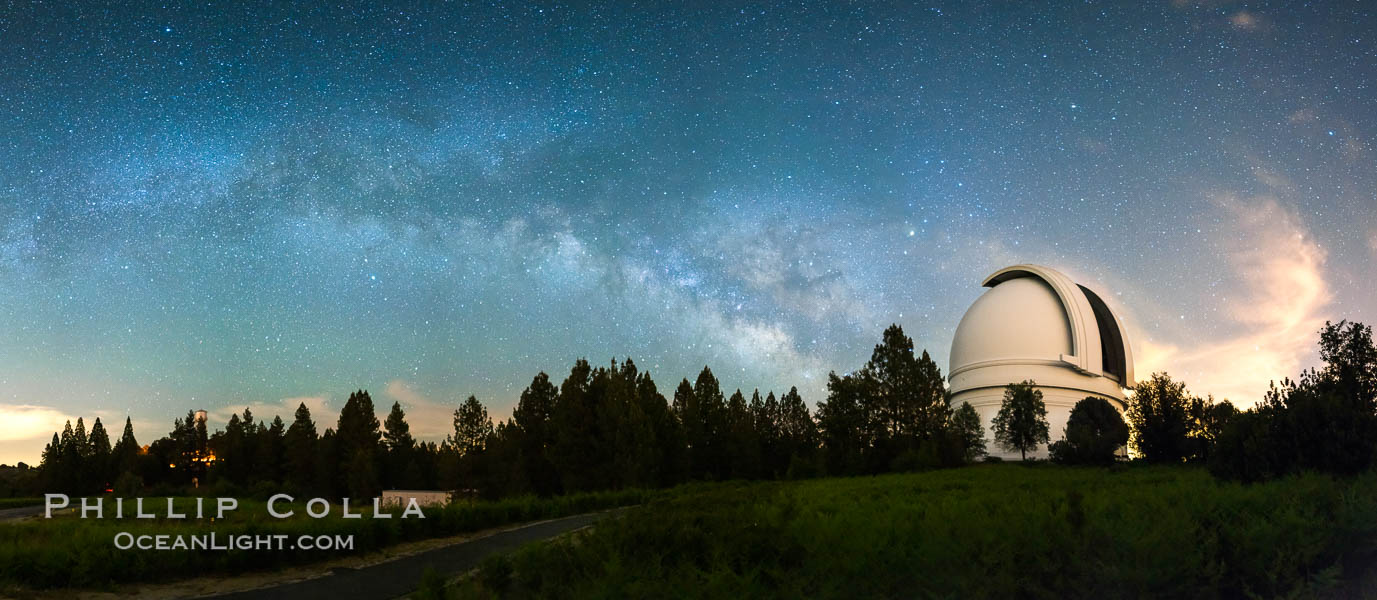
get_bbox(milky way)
[2,2,1375,462]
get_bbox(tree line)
[989,320,1377,482]
[30,321,1377,499]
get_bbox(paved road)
[0,504,44,521]
[203,509,622,600]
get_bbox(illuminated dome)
[948,265,1134,459]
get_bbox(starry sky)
[2,1,1375,464]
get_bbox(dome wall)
[948,264,1133,460]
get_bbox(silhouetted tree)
[1185,396,1237,462]
[513,372,561,495]
[1049,397,1127,465]
[1212,321,1377,480]
[1126,372,1195,463]
[452,395,493,456]
[635,371,684,487]
[724,389,761,479]
[817,372,868,475]
[335,390,382,497]
[383,402,415,453]
[87,417,112,488]
[111,417,141,479]
[284,403,318,492]
[950,402,986,463]
[255,416,285,484]
[383,401,418,489]
[778,387,818,478]
[992,381,1049,461]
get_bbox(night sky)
[2,2,1375,464]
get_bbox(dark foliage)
[991,380,1049,461]
[1049,397,1128,465]
[1211,321,1377,481]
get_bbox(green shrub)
[456,466,1377,599]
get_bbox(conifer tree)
[334,390,382,497]
[452,395,493,456]
[284,402,318,491]
[725,389,761,479]
[111,417,140,480]
[383,401,418,489]
[778,387,818,476]
[87,417,112,487]
[383,402,415,452]
[514,372,560,495]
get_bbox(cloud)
[382,380,457,440]
[1133,196,1330,405]
[208,396,334,432]
[0,404,78,442]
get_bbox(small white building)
[380,490,455,508]
[949,264,1135,459]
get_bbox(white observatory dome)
[948,265,1134,459]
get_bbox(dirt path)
[0,504,44,521]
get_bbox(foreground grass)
[0,489,649,589]
[457,465,1377,599]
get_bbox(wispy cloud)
[0,404,78,442]
[208,396,334,432]
[383,380,457,440]
[1134,196,1330,405]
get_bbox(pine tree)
[255,416,285,484]
[383,402,418,489]
[778,387,818,478]
[725,389,761,479]
[73,418,89,457]
[750,389,781,477]
[111,417,140,480]
[284,402,318,491]
[88,417,112,488]
[950,402,986,463]
[636,371,683,487]
[451,395,494,493]
[605,360,656,488]
[550,359,611,491]
[514,372,560,495]
[452,395,493,456]
[335,390,382,497]
[689,367,726,480]
[383,402,415,452]
[817,373,867,474]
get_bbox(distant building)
[194,410,208,424]
[380,490,456,508]
[949,264,1134,460]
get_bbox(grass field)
[0,489,649,589]
[453,465,1377,599]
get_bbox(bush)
[455,466,1377,599]
[1211,321,1377,481]
[1050,397,1128,465]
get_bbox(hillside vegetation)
[455,465,1377,599]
